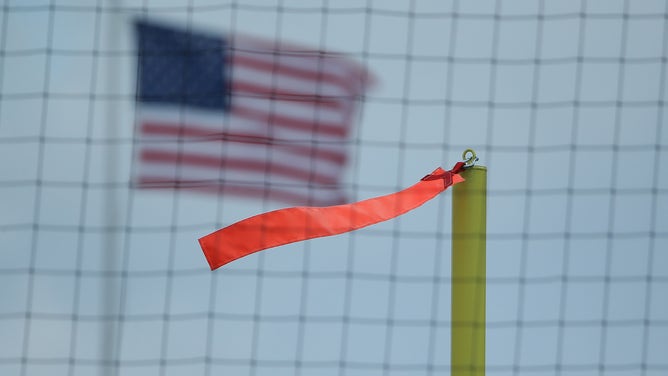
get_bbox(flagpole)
[102,0,122,374]
[452,149,487,376]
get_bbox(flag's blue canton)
[135,20,229,111]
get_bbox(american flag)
[133,19,373,206]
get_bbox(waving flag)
[133,19,373,205]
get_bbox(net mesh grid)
[0,1,667,375]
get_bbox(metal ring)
[462,148,478,167]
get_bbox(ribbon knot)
[421,161,466,188]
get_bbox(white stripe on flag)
[137,141,345,182]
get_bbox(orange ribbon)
[199,164,465,270]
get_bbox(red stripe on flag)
[198,165,465,270]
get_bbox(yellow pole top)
[452,149,487,376]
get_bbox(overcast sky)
[1,1,667,375]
